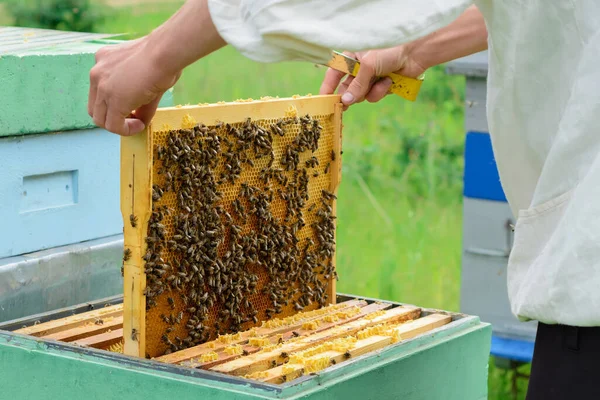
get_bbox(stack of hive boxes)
[0,27,172,322]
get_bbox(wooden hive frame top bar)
[10,298,454,386]
[121,95,343,358]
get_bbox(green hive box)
[0,27,172,319]
[0,27,173,136]
[0,295,491,400]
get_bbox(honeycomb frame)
[121,95,343,358]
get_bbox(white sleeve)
[207,0,473,64]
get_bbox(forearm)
[143,0,479,71]
[146,0,226,75]
[408,5,487,70]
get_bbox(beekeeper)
[88,1,600,398]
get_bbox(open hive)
[121,95,343,358]
[11,297,453,385]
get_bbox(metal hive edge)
[0,294,123,331]
[0,292,483,393]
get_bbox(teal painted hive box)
[0,27,173,258]
[0,294,492,400]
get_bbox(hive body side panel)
[121,131,153,357]
[0,333,275,400]
[0,129,122,258]
[0,46,173,137]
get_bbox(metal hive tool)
[121,95,343,358]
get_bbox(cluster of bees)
[129,113,338,355]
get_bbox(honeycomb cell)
[140,104,339,358]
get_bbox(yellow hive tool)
[323,50,424,102]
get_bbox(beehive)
[2,294,492,399]
[10,296,454,386]
[121,95,343,358]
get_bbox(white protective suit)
[208,0,600,327]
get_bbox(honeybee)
[123,248,132,262]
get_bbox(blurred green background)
[0,0,531,397]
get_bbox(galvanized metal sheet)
[462,196,514,254]
[0,26,119,55]
[0,294,122,331]
[0,234,123,322]
[460,197,537,342]
[446,50,489,77]
[464,78,489,133]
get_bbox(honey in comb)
[129,97,341,358]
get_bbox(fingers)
[93,92,148,136]
[337,75,353,95]
[104,110,130,136]
[322,48,411,107]
[88,68,99,117]
[88,44,150,136]
[87,37,171,136]
[331,74,392,107]
[366,78,392,103]
[132,96,162,128]
[319,67,347,95]
[134,96,162,127]
[89,46,109,119]
[104,109,146,137]
[335,76,352,110]
[92,97,107,129]
[125,118,146,136]
[341,53,376,106]
[319,51,356,96]
[319,50,390,107]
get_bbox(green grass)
[10,4,529,398]
[0,3,13,25]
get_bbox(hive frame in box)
[0,293,491,400]
[121,95,343,358]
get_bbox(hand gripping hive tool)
[322,50,424,102]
